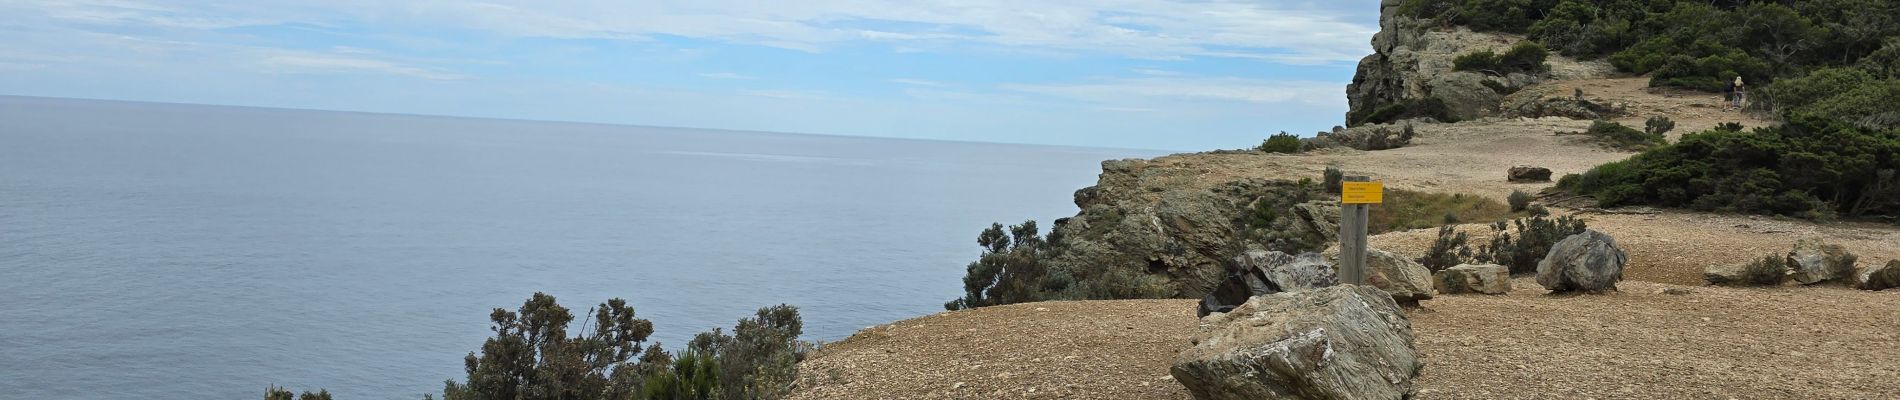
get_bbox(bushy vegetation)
[1347,97,1460,127]
[1323,166,1345,194]
[1418,212,1588,274]
[266,386,332,400]
[947,220,1172,310]
[1368,189,1521,234]
[1579,120,1666,150]
[1418,226,1473,271]
[1308,124,1417,151]
[1508,190,1534,212]
[1257,132,1304,153]
[271,295,811,400]
[1404,0,1900,94]
[1243,182,1331,253]
[1562,118,1900,219]
[1482,214,1589,274]
[1645,116,1677,136]
[1453,42,1551,75]
[1729,254,1791,286]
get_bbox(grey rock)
[1364,248,1436,305]
[1291,201,1341,244]
[1507,165,1552,183]
[1199,251,1338,317]
[1434,264,1511,295]
[1854,260,1900,291]
[1173,285,1421,400]
[1535,230,1627,293]
[1786,238,1857,285]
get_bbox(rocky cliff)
[1346,0,1612,124]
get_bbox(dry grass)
[1370,189,1523,234]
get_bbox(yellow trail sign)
[1341,181,1384,204]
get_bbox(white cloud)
[259,51,465,80]
[888,78,948,87]
[1003,76,1340,105]
[698,72,756,80]
[4,0,1378,64]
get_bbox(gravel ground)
[791,282,1899,399]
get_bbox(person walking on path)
[1730,76,1747,111]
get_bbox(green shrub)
[950,221,1053,309]
[1323,166,1345,194]
[1257,132,1302,154]
[1417,226,1473,271]
[265,386,332,400]
[1645,116,1676,136]
[1452,42,1549,75]
[1508,190,1534,212]
[1723,254,1790,286]
[1564,118,1900,219]
[1581,120,1665,150]
[1479,214,1589,274]
[685,305,809,400]
[1348,97,1459,126]
[1453,50,1501,72]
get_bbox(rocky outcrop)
[1854,260,1900,291]
[1787,238,1857,285]
[1347,0,1612,125]
[1535,230,1627,293]
[1365,248,1436,306]
[1499,84,1627,120]
[1199,251,1338,317]
[1507,165,1552,182]
[1045,158,1342,299]
[1173,285,1422,400]
[1435,264,1511,294]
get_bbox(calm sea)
[0,96,1163,399]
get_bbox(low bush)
[1453,43,1549,75]
[1579,120,1665,150]
[1479,214,1589,274]
[1369,190,1520,234]
[1348,98,1460,127]
[1645,116,1676,136]
[1308,124,1416,151]
[1257,132,1302,154]
[1323,167,1345,194]
[1564,118,1900,219]
[265,386,332,400]
[1731,254,1790,286]
[1508,190,1534,212]
[1417,226,1473,271]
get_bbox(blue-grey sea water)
[0,96,1164,399]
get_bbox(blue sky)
[0,1,1381,151]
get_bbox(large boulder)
[1786,238,1857,285]
[1365,248,1436,306]
[1853,260,1900,291]
[1535,230,1627,293]
[1198,251,1338,317]
[1173,285,1422,400]
[1434,264,1511,294]
[1507,165,1553,183]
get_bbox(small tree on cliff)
[947,221,1053,310]
[441,293,655,400]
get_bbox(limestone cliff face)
[1038,156,1337,298]
[1346,0,1544,123]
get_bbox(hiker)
[1731,76,1746,111]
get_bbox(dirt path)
[792,283,1900,399]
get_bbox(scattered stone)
[1197,251,1338,317]
[1434,264,1511,295]
[1786,238,1857,285]
[1507,165,1553,183]
[1173,285,1421,400]
[1853,260,1900,291]
[1536,230,1627,293]
[1365,248,1437,305]
[1661,287,1694,296]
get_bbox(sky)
[0,1,1382,151]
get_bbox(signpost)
[1339,178,1381,285]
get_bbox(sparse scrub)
[1323,167,1345,194]
[1257,132,1302,154]
[1479,214,1589,275]
[1308,124,1416,151]
[1454,42,1550,75]
[1645,116,1676,137]
[1578,120,1665,150]
[1734,254,1790,286]
[265,386,332,400]
[1369,190,1520,234]
[1417,226,1473,271]
[1508,190,1534,212]
[1348,97,1459,127]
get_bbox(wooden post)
[1338,176,1376,285]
